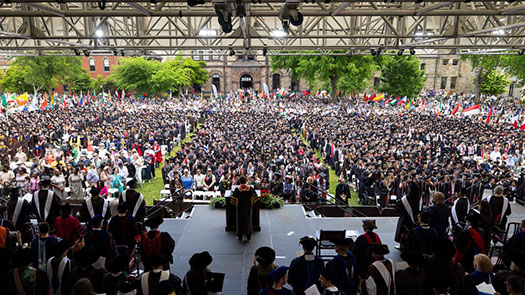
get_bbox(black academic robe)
[395,267,429,295]
[80,196,111,222]
[427,203,450,238]
[231,184,258,240]
[7,197,31,232]
[353,232,382,279]
[362,259,395,295]
[140,230,175,271]
[119,189,146,221]
[335,183,351,205]
[403,225,438,256]
[502,231,525,267]
[288,255,325,295]
[108,214,137,252]
[451,198,469,228]
[488,195,511,230]
[138,271,182,295]
[394,196,420,243]
[84,229,116,262]
[454,226,486,273]
[326,252,357,295]
[247,265,275,295]
[48,257,72,295]
[424,256,464,295]
[31,189,61,225]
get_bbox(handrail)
[443,177,490,205]
[145,181,195,218]
[299,180,366,217]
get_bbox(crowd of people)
[0,91,524,294]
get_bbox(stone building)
[190,50,302,95]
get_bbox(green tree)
[462,55,503,103]
[377,56,426,98]
[0,64,33,93]
[501,55,525,89]
[111,57,161,94]
[67,69,94,93]
[150,61,192,94]
[480,71,510,96]
[271,53,377,99]
[177,57,209,87]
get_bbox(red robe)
[153,144,162,163]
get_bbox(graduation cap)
[52,240,72,257]
[370,244,390,255]
[189,251,213,269]
[319,172,327,178]
[74,246,100,268]
[255,247,276,265]
[144,215,164,228]
[39,176,52,186]
[299,236,317,250]
[126,178,138,186]
[269,266,289,281]
[90,214,104,227]
[331,237,354,249]
[107,254,130,273]
[149,254,168,267]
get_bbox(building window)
[452,59,459,65]
[212,51,220,61]
[442,59,449,65]
[450,77,457,89]
[89,58,95,72]
[509,83,515,97]
[420,63,426,70]
[237,54,245,61]
[193,51,200,61]
[440,77,448,89]
[212,74,220,91]
[103,58,110,72]
[203,50,210,61]
[373,77,380,87]
[247,55,255,61]
[272,73,281,90]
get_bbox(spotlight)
[229,49,235,56]
[263,47,268,56]
[215,3,233,34]
[410,48,416,55]
[98,0,106,10]
[282,20,289,34]
[397,49,404,56]
[149,0,157,3]
[279,1,303,27]
[370,49,376,56]
[519,50,525,55]
[121,50,125,57]
[83,50,90,57]
[113,49,118,56]
[187,0,205,6]
[74,49,80,56]
[376,48,382,56]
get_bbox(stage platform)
[159,203,525,294]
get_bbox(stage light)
[229,49,235,56]
[83,50,90,57]
[398,49,404,56]
[270,30,287,38]
[282,21,289,34]
[370,49,376,56]
[198,29,217,37]
[95,29,104,38]
[519,50,525,55]
[74,49,80,56]
[263,48,268,56]
[377,48,382,56]
[187,0,204,6]
[113,49,118,56]
[410,48,416,55]
[121,50,125,57]
[98,0,106,10]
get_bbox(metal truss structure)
[0,0,524,56]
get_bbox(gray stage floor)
[160,203,525,294]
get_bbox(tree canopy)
[480,71,510,96]
[377,56,426,98]
[0,56,88,94]
[270,52,377,98]
[110,56,208,95]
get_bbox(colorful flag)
[116,89,120,99]
[405,98,414,110]
[485,107,493,124]
[212,84,218,99]
[50,92,55,107]
[40,93,47,110]
[1,94,6,108]
[521,120,525,131]
[79,96,83,106]
[512,110,520,129]
[373,93,384,101]
[463,104,480,116]
[495,109,504,124]
[396,96,407,105]
[289,91,296,99]
[369,93,377,101]
[192,88,195,96]
[263,83,270,98]
[15,93,28,106]
[7,94,15,104]
[418,98,426,111]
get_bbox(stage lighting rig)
[279,0,304,28]
[410,48,416,55]
[187,0,205,6]
[397,49,404,55]
[213,1,233,33]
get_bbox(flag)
[396,96,407,105]
[463,104,480,116]
[437,101,442,116]
[200,91,203,101]
[40,93,47,110]
[485,107,493,124]
[373,93,384,101]
[210,91,214,101]
[1,94,6,108]
[391,96,399,106]
[405,98,414,110]
[363,93,368,102]
[450,103,459,115]
[304,89,311,96]
[7,94,15,104]
[122,89,125,99]
[63,96,66,108]
[212,84,218,99]
[369,93,377,101]
[192,88,195,96]
[116,89,120,99]
[79,96,83,106]
[16,93,28,106]
[50,92,55,107]
[315,89,321,97]
[495,109,504,124]
[512,110,520,129]
[263,83,270,98]
[521,120,525,131]
[289,91,296,99]
[418,98,426,111]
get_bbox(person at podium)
[231,175,259,242]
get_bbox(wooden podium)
[225,193,261,232]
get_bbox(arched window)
[212,74,220,91]
[103,58,110,72]
[89,58,95,72]
[272,73,280,90]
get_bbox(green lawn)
[138,124,201,205]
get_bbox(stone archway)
[240,73,253,89]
